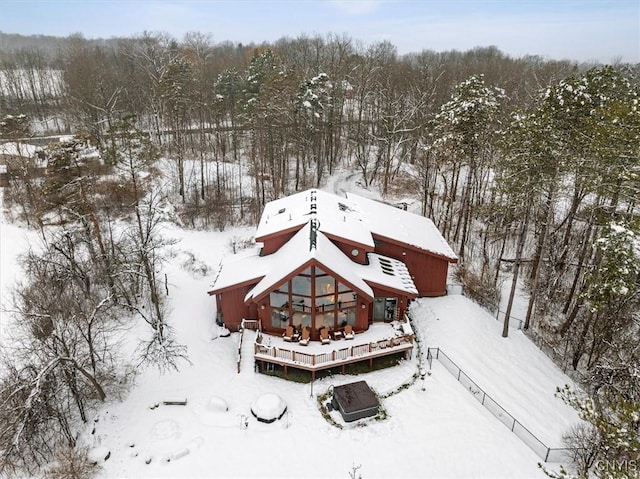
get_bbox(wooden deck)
[252,322,414,379]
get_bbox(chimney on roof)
[309,189,318,215]
[309,218,318,251]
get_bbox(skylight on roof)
[378,257,396,276]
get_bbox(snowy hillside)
[0,187,583,478]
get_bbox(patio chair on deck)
[344,324,355,340]
[299,327,310,346]
[283,325,298,342]
[320,328,331,345]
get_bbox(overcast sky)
[1,0,638,63]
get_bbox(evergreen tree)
[550,385,640,479]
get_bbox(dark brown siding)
[262,233,293,255]
[256,298,270,331]
[330,238,369,264]
[219,286,254,331]
[355,297,370,331]
[257,226,301,255]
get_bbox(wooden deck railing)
[241,318,261,331]
[254,334,414,371]
[236,328,244,373]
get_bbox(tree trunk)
[524,186,555,330]
[502,204,530,338]
[562,222,594,314]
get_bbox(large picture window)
[291,275,311,295]
[291,295,312,312]
[269,265,357,333]
[270,292,288,308]
[315,271,335,296]
[337,308,356,327]
[270,308,289,328]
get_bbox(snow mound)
[250,393,287,423]
[87,446,111,464]
[211,324,231,339]
[205,396,229,413]
[197,396,231,427]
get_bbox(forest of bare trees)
[0,31,638,477]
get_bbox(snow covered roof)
[255,188,457,261]
[209,221,418,301]
[358,254,418,296]
[208,245,268,293]
[346,192,458,260]
[255,189,374,249]
[210,188,456,300]
[246,221,374,302]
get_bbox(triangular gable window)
[268,265,358,332]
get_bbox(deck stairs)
[237,324,258,374]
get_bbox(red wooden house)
[208,189,457,341]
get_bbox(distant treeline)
[0,31,127,55]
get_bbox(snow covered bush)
[553,385,640,479]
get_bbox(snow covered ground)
[0,186,583,478]
[412,296,582,447]
[0,190,42,344]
